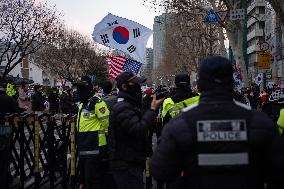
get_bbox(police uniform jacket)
[162,87,198,125]
[109,91,157,168]
[77,95,109,158]
[151,91,284,189]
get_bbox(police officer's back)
[151,56,284,189]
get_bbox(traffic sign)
[259,42,270,51]
[216,10,229,23]
[257,52,271,69]
[204,9,219,24]
[230,9,245,21]
[266,69,272,79]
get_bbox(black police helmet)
[197,56,234,92]
[175,73,190,88]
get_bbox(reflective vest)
[6,83,16,97]
[76,95,110,157]
[277,109,284,135]
[162,96,199,120]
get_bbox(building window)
[30,68,32,71]
[248,38,257,47]
[249,7,256,15]
[248,22,257,33]
[259,7,265,14]
[249,53,257,66]
[259,21,265,30]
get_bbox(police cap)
[197,56,234,92]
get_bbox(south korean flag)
[92,13,152,63]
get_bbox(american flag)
[106,56,143,79]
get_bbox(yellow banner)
[257,52,271,69]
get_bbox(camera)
[155,91,168,100]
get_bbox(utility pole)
[242,0,249,72]
[229,46,234,62]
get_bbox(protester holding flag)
[92,14,155,188]
[108,72,164,189]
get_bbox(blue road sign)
[88,74,96,83]
[204,9,219,24]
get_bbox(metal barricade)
[0,115,12,189]
[5,113,78,189]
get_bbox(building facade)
[142,48,153,83]
[247,0,284,87]
[0,52,56,86]
[247,0,266,79]
[153,13,168,69]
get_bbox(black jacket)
[151,91,284,189]
[0,92,21,124]
[109,91,157,168]
[60,93,78,114]
[102,93,117,111]
[31,91,44,111]
[0,92,21,114]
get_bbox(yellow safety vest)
[76,95,110,156]
[162,96,199,119]
[6,83,16,97]
[277,109,284,135]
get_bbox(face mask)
[126,83,142,100]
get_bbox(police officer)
[161,73,199,125]
[75,76,110,189]
[151,56,284,189]
[109,72,164,189]
[0,83,21,189]
[277,109,284,136]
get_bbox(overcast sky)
[44,0,159,46]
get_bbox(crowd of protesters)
[3,79,284,118]
[1,62,284,189]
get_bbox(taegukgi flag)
[254,73,263,86]
[92,13,152,63]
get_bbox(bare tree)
[146,0,226,77]
[146,0,284,87]
[265,0,284,24]
[0,0,61,78]
[39,28,108,83]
